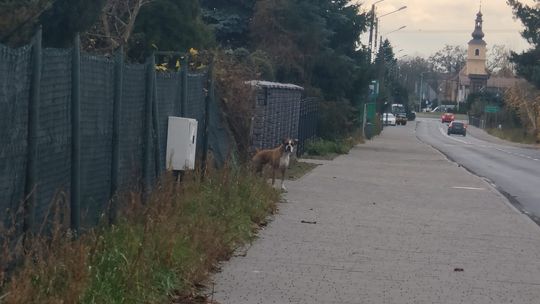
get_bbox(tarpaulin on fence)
[35,48,72,229]
[80,54,114,227]
[0,44,32,226]
[118,63,146,190]
[186,73,207,157]
[155,72,181,171]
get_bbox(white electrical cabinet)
[166,117,198,170]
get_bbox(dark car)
[395,113,407,125]
[407,111,416,121]
[447,121,467,136]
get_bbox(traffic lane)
[416,119,540,219]
[437,119,540,161]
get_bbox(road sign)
[484,105,500,113]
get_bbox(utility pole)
[369,0,385,62]
[368,4,376,62]
[420,72,424,112]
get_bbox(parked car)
[447,121,467,136]
[382,113,396,126]
[395,113,407,125]
[441,112,455,123]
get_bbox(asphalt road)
[416,118,540,224]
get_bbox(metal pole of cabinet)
[143,53,155,198]
[71,34,81,234]
[368,4,376,62]
[109,46,123,224]
[24,28,42,235]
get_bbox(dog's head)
[282,138,298,154]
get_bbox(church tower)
[466,8,489,92]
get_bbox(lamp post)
[419,71,428,112]
[368,0,385,62]
[375,5,407,54]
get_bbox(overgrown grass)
[1,166,279,303]
[304,132,364,158]
[486,128,539,145]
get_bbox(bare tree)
[428,45,466,74]
[82,0,154,53]
[505,82,540,138]
[0,0,55,45]
[487,44,515,77]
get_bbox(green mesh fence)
[0,35,256,237]
[35,48,72,230]
[156,72,181,171]
[186,73,207,156]
[0,44,32,226]
[118,63,146,190]
[79,54,114,227]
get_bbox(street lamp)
[379,5,407,18]
[385,25,406,36]
[374,5,407,55]
[368,0,385,62]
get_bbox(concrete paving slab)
[209,123,540,304]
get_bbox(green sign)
[485,105,500,113]
[365,102,376,122]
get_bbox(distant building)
[439,9,525,104]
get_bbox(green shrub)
[305,132,364,157]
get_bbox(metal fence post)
[24,28,42,234]
[109,46,123,224]
[71,34,81,234]
[143,54,155,197]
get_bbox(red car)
[441,112,455,123]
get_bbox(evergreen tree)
[40,0,105,47]
[507,0,540,88]
[129,0,214,60]
[200,0,256,48]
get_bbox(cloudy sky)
[359,0,536,58]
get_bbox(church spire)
[471,6,485,40]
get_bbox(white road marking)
[452,186,486,190]
[436,123,540,163]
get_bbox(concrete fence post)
[109,46,123,224]
[70,33,81,234]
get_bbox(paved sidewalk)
[210,124,540,304]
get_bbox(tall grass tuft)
[305,131,364,157]
[1,166,279,303]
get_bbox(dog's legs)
[271,167,276,185]
[280,167,287,191]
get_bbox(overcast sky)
[359,0,536,58]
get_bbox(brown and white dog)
[252,138,298,191]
